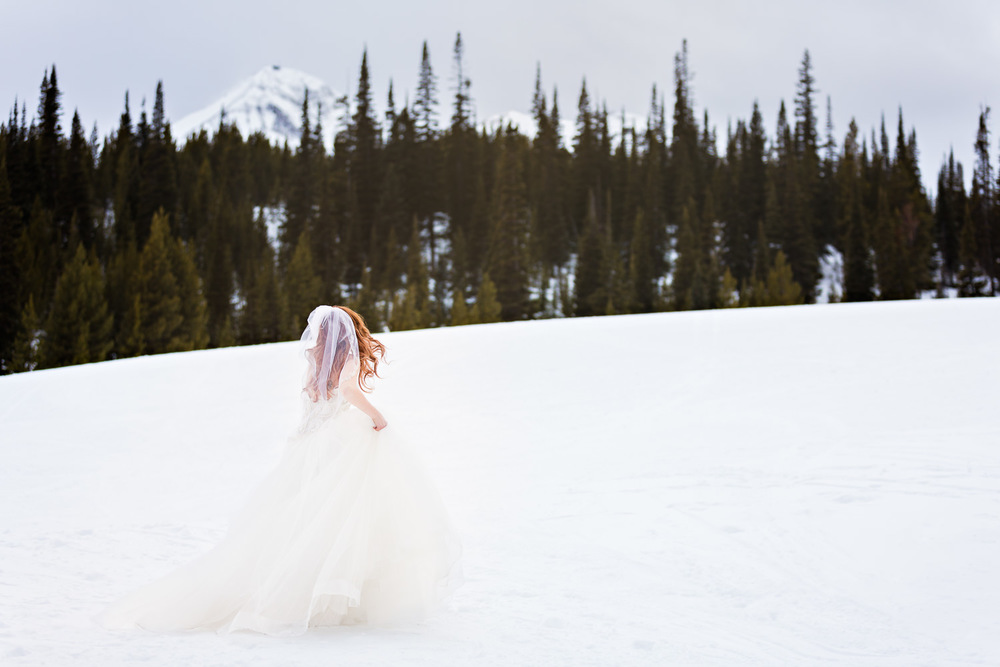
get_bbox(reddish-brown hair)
[337,305,385,392]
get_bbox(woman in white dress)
[98,305,462,635]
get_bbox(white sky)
[3,0,999,194]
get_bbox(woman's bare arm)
[339,362,387,431]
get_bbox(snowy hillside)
[2,300,999,666]
[171,66,347,152]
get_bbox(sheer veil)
[301,306,360,405]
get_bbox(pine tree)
[120,293,144,357]
[628,210,655,312]
[612,123,638,249]
[699,187,723,309]
[9,295,40,372]
[39,244,113,368]
[414,42,439,143]
[793,50,820,233]
[446,32,477,249]
[532,64,546,129]
[773,101,818,300]
[384,84,418,225]
[215,316,236,348]
[958,198,988,296]
[602,224,630,314]
[472,272,502,323]
[573,193,606,316]
[451,32,472,131]
[204,200,234,345]
[183,157,214,244]
[17,198,57,312]
[37,66,64,223]
[380,223,404,297]
[595,104,614,230]
[136,82,177,237]
[106,242,142,356]
[112,93,139,246]
[365,157,397,282]
[285,230,325,333]
[348,49,381,264]
[840,119,875,301]
[935,151,965,285]
[387,283,413,331]
[726,101,767,285]
[467,145,490,269]
[530,70,569,269]
[816,95,838,249]
[969,107,997,294]
[763,251,804,306]
[572,79,600,232]
[403,215,430,323]
[0,150,22,371]
[133,105,154,243]
[641,86,669,280]
[843,192,874,301]
[752,218,771,285]
[485,134,531,320]
[2,101,32,220]
[64,111,94,250]
[350,264,379,330]
[169,235,209,350]
[281,90,319,264]
[138,210,183,353]
[872,187,909,300]
[718,268,738,307]
[884,111,933,296]
[450,285,470,325]
[311,141,341,291]
[411,42,443,258]
[669,40,701,220]
[672,200,701,310]
[240,242,286,344]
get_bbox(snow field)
[1,298,998,665]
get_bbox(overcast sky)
[3,0,998,193]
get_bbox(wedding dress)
[98,306,462,636]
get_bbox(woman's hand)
[372,411,388,432]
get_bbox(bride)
[98,305,462,635]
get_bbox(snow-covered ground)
[1,299,999,666]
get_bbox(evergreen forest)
[2,37,999,373]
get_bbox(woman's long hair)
[337,306,386,392]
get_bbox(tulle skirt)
[98,407,462,636]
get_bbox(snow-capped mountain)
[172,66,347,152]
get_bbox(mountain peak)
[172,66,345,151]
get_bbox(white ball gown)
[98,391,463,636]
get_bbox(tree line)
[2,36,998,373]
